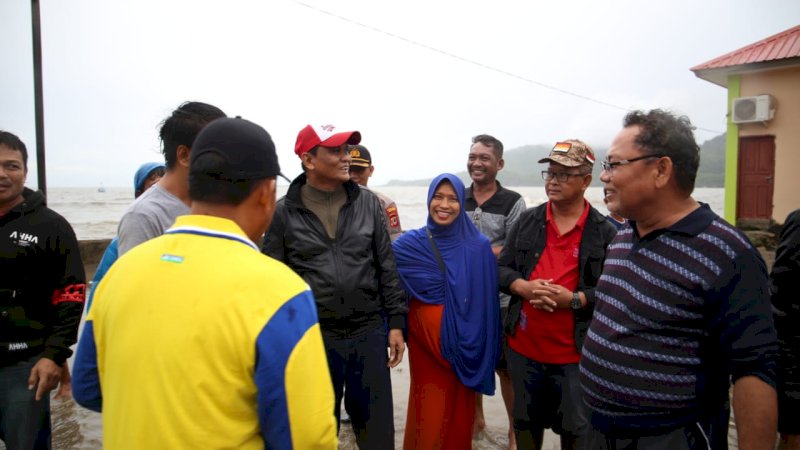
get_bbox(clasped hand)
[512,278,571,313]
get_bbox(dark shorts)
[506,347,588,437]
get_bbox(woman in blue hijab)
[393,173,501,449]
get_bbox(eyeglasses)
[541,171,587,183]
[600,155,664,172]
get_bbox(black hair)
[159,101,226,169]
[471,134,504,158]
[189,152,268,205]
[623,109,700,194]
[0,131,28,170]
[149,166,166,178]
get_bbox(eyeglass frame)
[600,154,665,173]
[541,170,590,183]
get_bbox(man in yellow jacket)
[73,117,337,449]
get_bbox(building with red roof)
[692,25,800,226]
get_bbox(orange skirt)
[404,299,475,450]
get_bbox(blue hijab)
[133,161,166,194]
[392,173,500,395]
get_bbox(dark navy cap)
[191,117,287,182]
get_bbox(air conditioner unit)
[732,95,774,124]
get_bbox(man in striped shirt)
[580,109,778,450]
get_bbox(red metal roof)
[692,25,800,71]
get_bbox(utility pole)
[31,0,47,197]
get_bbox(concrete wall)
[79,239,112,280]
[738,65,800,223]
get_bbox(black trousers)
[586,422,711,450]
[323,326,394,450]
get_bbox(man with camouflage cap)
[497,139,617,449]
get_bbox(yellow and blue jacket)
[73,215,336,449]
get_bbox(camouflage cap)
[538,139,596,168]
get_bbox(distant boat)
[97,186,106,193]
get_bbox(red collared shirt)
[508,200,590,364]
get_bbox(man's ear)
[177,145,191,168]
[581,173,593,191]
[259,178,277,207]
[497,158,505,171]
[654,157,673,189]
[301,152,314,171]
[258,178,278,236]
[368,166,375,178]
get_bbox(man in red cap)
[263,124,407,449]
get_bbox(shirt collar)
[545,199,591,231]
[466,180,502,199]
[166,215,258,250]
[629,202,715,240]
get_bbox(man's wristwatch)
[570,291,582,310]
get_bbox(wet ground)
[6,353,741,449]
[34,352,550,449]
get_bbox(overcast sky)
[2,0,798,187]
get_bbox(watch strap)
[571,291,582,310]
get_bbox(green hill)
[695,134,726,187]
[386,134,726,187]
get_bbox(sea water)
[47,186,725,240]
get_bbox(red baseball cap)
[294,124,361,158]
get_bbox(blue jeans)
[0,356,51,450]
[507,347,589,450]
[322,326,394,450]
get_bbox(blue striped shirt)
[579,204,777,434]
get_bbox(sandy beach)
[43,348,557,450]
[43,351,738,449]
[337,353,560,450]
